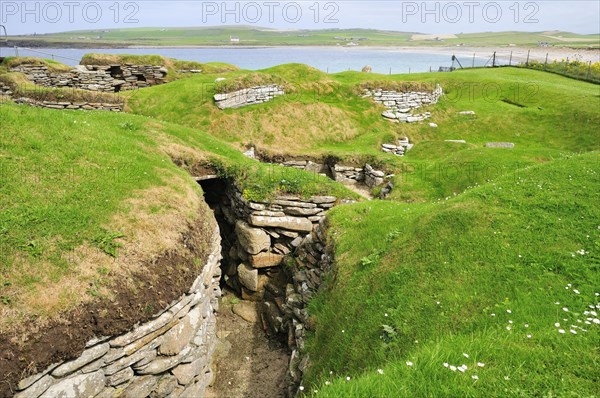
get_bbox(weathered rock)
[150,375,178,397]
[232,301,259,323]
[249,215,313,232]
[308,196,337,204]
[172,358,202,386]
[459,110,476,115]
[445,139,466,143]
[237,263,259,291]
[122,375,159,398]
[235,220,271,255]
[51,343,110,377]
[136,347,192,375]
[159,306,202,356]
[40,372,105,398]
[249,252,284,268]
[273,200,316,209]
[15,375,55,398]
[107,367,134,387]
[283,207,322,216]
[485,142,514,148]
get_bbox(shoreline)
[3,44,598,64]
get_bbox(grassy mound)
[304,152,600,396]
[0,102,356,333]
[80,53,239,78]
[128,65,600,201]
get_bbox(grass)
[302,152,600,396]
[128,64,600,201]
[0,101,356,331]
[8,27,600,48]
[80,53,239,79]
[1,53,599,396]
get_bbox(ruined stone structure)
[213,85,285,109]
[10,64,168,92]
[363,84,443,123]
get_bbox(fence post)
[544,53,548,69]
[526,50,530,66]
[509,51,513,66]
[472,53,475,68]
[14,46,18,57]
[492,51,496,67]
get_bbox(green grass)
[302,152,600,396]
[128,65,600,202]
[8,27,600,48]
[0,101,356,328]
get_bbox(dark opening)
[136,74,147,82]
[108,65,123,78]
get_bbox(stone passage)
[214,85,285,109]
[14,229,223,398]
[381,137,414,156]
[10,63,168,93]
[198,177,335,303]
[363,84,443,123]
[278,160,389,189]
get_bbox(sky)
[1,1,599,35]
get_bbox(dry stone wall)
[214,85,284,109]
[279,160,389,189]
[9,63,167,92]
[277,219,333,395]
[14,228,223,398]
[211,181,336,303]
[364,84,443,123]
[14,97,123,111]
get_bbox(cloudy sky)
[2,1,599,35]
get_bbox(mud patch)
[0,217,214,398]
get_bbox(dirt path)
[206,291,289,398]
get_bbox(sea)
[0,46,504,73]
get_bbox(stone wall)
[14,227,223,398]
[9,63,167,92]
[278,160,388,189]
[213,85,284,109]
[14,97,123,112]
[205,180,336,303]
[364,84,443,123]
[278,219,333,395]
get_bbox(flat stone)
[103,348,150,375]
[40,372,105,398]
[308,196,337,204]
[275,228,299,238]
[274,243,291,255]
[150,375,178,397]
[171,356,205,386]
[273,199,317,209]
[106,367,134,387]
[459,110,476,115]
[252,210,286,217]
[249,215,313,232]
[429,122,438,127]
[445,139,466,143]
[249,252,284,268]
[235,220,271,255]
[136,347,192,375]
[122,375,159,398]
[16,364,59,391]
[485,142,514,148]
[283,207,322,216]
[237,263,258,291]
[15,375,55,398]
[110,309,173,348]
[159,306,201,356]
[232,301,258,323]
[382,144,397,150]
[51,343,109,377]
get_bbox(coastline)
[5,42,597,63]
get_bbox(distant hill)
[4,26,599,48]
